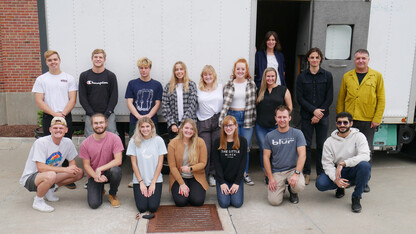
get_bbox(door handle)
[328,64,347,68]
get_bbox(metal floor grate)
[147,204,223,233]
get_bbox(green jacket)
[336,67,385,123]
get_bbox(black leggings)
[133,183,162,213]
[171,178,206,207]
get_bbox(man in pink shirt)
[79,113,124,208]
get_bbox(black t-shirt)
[213,135,247,185]
[256,85,287,128]
[356,72,367,85]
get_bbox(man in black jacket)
[296,47,333,185]
[79,49,118,137]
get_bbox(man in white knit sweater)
[316,112,371,213]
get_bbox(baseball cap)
[50,117,67,127]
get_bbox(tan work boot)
[304,174,310,185]
[108,194,120,208]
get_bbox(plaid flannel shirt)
[219,78,257,128]
[162,81,198,128]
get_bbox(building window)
[325,25,352,60]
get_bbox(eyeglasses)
[224,124,235,128]
[336,121,349,126]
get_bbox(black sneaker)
[364,184,370,193]
[288,186,299,204]
[335,188,345,198]
[351,197,362,213]
[65,183,76,189]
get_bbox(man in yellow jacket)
[336,49,385,193]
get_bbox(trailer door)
[310,0,371,130]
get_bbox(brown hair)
[90,113,107,125]
[91,49,106,59]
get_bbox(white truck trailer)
[40,0,416,152]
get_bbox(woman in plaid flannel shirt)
[219,58,256,185]
[162,61,198,139]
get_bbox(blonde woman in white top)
[196,65,223,187]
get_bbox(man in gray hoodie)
[316,112,371,213]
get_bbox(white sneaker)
[208,175,216,187]
[44,186,59,202]
[33,197,54,212]
[128,181,133,188]
[244,174,255,186]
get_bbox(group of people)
[20,31,385,216]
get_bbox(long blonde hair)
[175,118,199,165]
[168,61,191,94]
[257,67,277,103]
[132,117,156,147]
[198,65,218,91]
[218,116,240,150]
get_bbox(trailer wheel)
[398,125,415,144]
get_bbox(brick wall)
[0,0,41,92]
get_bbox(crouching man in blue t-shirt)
[263,105,307,205]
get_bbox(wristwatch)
[294,170,300,175]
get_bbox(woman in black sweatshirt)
[213,115,247,208]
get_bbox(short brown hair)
[90,113,107,125]
[92,49,106,58]
[275,105,291,116]
[44,50,60,60]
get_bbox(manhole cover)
[147,204,223,233]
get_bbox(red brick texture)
[0,0,42,92]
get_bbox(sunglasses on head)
[336,121,349,126]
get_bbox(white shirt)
[176,83,184,121]
[267,55,281,86]
[197,84,223,121]
[230,80,247,109]
[126,136,167,186]
[32,72,77,112]
[20,135,78,185]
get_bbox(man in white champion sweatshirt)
[316,111,371,213]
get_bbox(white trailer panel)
[45,0,254,118]
[367,0,416,123]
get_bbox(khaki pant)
[268,169,305,206]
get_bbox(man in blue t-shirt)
[263,105,307,205]
[125,57,163,137]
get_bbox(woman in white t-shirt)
[127,117,167,220]
[162,61,198,139]
[197,65,223,187]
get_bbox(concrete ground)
[1,137,416,234]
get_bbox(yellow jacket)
[336,67,385,123]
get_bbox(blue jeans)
[216,180,244,208]
[301,117,329,175]
[255,123,277,170]
[315,161,371,199]
[228,110,253,173]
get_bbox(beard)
[93,127,106,135]
[337,126,350,134]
